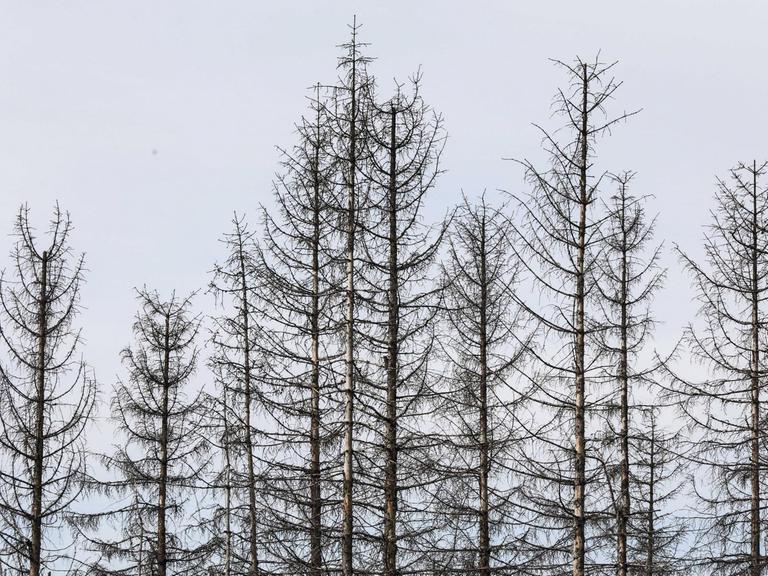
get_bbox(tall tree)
[509,57,636,576]
[210,216,263,576]
[356,75,446,575]
[595,172,664,576]
[670,161,768,576]
[433,194,528,574]
[324,18,374,576]
[200,363,241,576]
[0,205,95,576]
[631,409,687,576]
[251,82,340,575]
[82,289,209,576]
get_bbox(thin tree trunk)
[138,506,145,576]
[572,62,588,576]
[29,251,48,576]
[478,212,491,576]
[341,23,359,576]
[645,418,656,576]
[618,194,630,576]
[309,95,323,576]
[238,238,260,576]
[750,160,761,576]
[383,105,399,576]
[158,313,171,576]
[223,388,233,576]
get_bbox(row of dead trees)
[1,19,767,576]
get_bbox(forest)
[0,16,765,576]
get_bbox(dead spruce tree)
[355,75,446,575]
[252,84,340,574]
[594,173,664,576]
[509,57,636,576]
[432,194,529,574]
[200,362,243,576]
[0,205,95,576]
[209,216,263,576]
[84,289,209,576]
[323,18,374,576]
[669,161,768,576]
[630,410,686,576]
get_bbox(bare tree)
[0,205,96,576]
[249,81,341,574]
[355,74,446,575]
[199,363,241,576]
[323,18,374,576]
[630,410,687,576]
[432,194,529,574]
[594,172,664,576]
[81,289,210,576]
[668,161,768,576]
[509,56,636,576]
[209,216,263,576]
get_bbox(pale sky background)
[0,1,765,441]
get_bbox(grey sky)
[0,0,765,425]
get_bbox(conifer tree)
[0,205,95,576]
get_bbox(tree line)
[0,19,765,576]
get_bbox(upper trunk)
[618,196,630,576]
[157,313,171,576]
[29,251,48,576]
[478,213,491,575]
[239,238,261,576]
[572,62,589,576]
[309,107,324,576]
[341,29,359,576]
[383,105,400,576]
[750,161,762,576]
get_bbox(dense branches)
[509,57,637,576]
[83,289,209,576]
[356,74,446,576]
[210,217,263,576]
[595,172,665,576]
[670,161,768,576]
[0,205,95,576]
[432,194,529,574]
[250,82,341,575]
[0,24,743,576]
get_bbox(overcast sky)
[0,1,765,425]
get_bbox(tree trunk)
[309,104,323,576]
[478,212,491,576]
[383,105,399,576]
[223,388,233,576]
[341,36,358,576]
[618,194,630,576]
[572,62,588,576]
[645,419,656,576]
[750,160,761,576]
[239,239,260,576]
[158,313,171,576]
[29,251,48,576]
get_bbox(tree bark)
[341,26,358,576]
[618,193,630,576]
[309,98,323,576]
[383,105,399,576]
[29,251,48,576]
[157,313,170,576]
[645,419,656,576]
[478,211,491,576]
[572,62,588,576]
[750,160,761,576]
[223,388,233,576]
[238,237,261,576]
